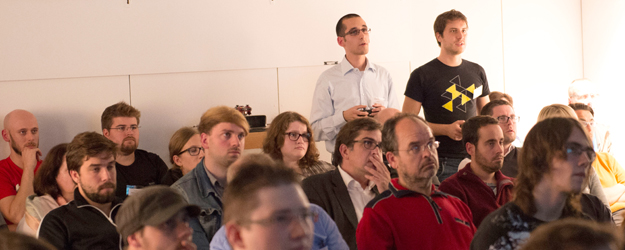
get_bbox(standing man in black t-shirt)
[403,9,490,182]
[101,102,168,199]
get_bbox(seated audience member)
[116,186,200,250]
[262,111,334,179]
[569,78,611,153]
[223,158,315,250]
[17,143,76,236]
[537,104,609,207]
[480,100,520,177]
[471,118,613,250]
[439,116,513,227]
[302,118,390,250]
[489,91,514,106]
[569,103,625,225]
[101,102,168,199]
[520,219,622,250]
[0,231,56,250]
[569,102,611,153]
[162,127,204,185]
[0,110,42,230]
[38,132,123,250]
[171,106,249,248]
[357,113,475,249]
[210,153,348,250]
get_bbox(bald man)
[0,110,42,230]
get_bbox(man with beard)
[480,99,521,177]
[439,115,514,227]
[310,13,400,154]
[171,106,249,249]
[38,132,122,250]
[302,118,390,250]
[101,102,168,199]
[0,109,42,230]
[357,113,475,250]
[402,9,490,182]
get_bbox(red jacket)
[439,163,514,227]
[357,179,475,250]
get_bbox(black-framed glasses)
[344,27,371,37]
[241,208,316,228]
[179,146,203,156]
[579,120,595,127]
[396,141,440,155]
[564,142,596,162]
[109,125,140,132]
[496,115,520,124]
[285,132,311,142]
[353,139,381,150]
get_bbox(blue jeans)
[437,157,463,183]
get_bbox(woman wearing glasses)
[162,127,204,186]
[263,112,334,178]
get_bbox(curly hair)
[514,117,590,216]
[262,112,320,168]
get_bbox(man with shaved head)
[0,110,42,230]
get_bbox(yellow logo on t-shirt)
[441,75,476,112]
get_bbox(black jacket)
[302,169,359,250]
[38,188,123,250]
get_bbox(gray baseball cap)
[115,186,201,240]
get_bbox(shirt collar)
[338,165,371,190]
[339,56,375,76]
[504,144,515,157]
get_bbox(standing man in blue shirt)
[311,13,400,153]
[403,9,490,182]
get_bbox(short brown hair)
[263,112,320,168]
[101,102,141,130]
[168,127,199,168]
[521,219,623,250]
[433,9,468,46]
[336,13,361,37]
[488,91,514,106]
[332,118,382,167]
[34,143,69,199]
[480,99,513,116]
[462,115,499,146]
[381,113,428,153]
[568,103,594,117]
[0,231,56,250]
[223,161,299,226]
[514,117,590,216]
[197,106,249,136]
[66,132,118,174]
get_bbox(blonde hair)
[198,106,249,135]
[537,104,577,122]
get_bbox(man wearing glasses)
[101,102,168,199]
[402,9,490,182]
[310,13,400,154]
[357,113,475,250]
[116,186,200,250]
[439,116,514,228]
[302,118,390,250]
[480,99,520,177]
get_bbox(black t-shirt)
[471,194,613,250]
[115,149,168,199]
[502,147,520,178]
[405,58,489,158]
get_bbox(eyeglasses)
[109,125,140,132]
[564,142,596,162]
[179,146,203,156]
[242,209,315,228]
[579,120,595,127]
[396,141,440,155]
[496,115,520,124]
[285,132,311,142]
[344,27,371,37]
[353,139,381,150]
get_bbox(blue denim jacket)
[171,160,222,249]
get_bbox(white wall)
[0,0,587,166]
[582,0,625,160]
